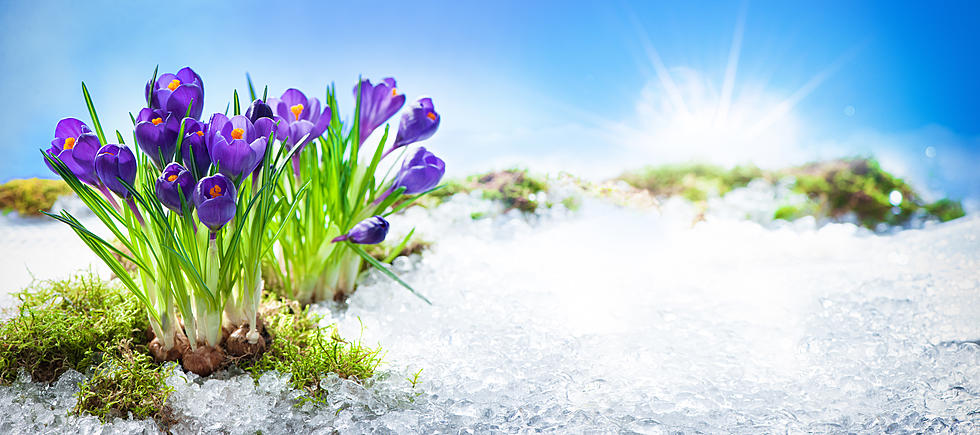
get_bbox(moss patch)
[0,273,148,384]
[0,178,72,216]
[71,340,175,424]
[421,168,551,213]
[618,158,966,229]
[244,298,383,404]
[617,163,765,202]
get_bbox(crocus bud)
[147,67,204,120]
[193,174,237,231]
[391,146,445,194]
[135,108,180,170]
[95,144,137,198]
[180,118,211,179]
[332,216,389,244]
[245,99,274,123]
[355,78,404,144]
[155,163,196,214]
[392,98,440,150]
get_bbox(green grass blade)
[349,243,431,305]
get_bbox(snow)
[2,189,979,433]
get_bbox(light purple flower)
[355,78,405,145]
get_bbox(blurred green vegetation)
[618,158,966,229]
[0,178,72,216]
[423,168,551,213]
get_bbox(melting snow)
[2,190,979,433]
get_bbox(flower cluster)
[41,66,447,375]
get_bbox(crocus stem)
[372,188,392,206]
[125,198,144,226]
[97,183,120,209]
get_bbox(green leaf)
[349,243,431,305]
[383,228,415,263]
[246,73,256,102]
[81,82,107,145]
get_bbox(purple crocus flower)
[146,67,204,120]
[206,113,267,183]
[355,78,405,145]
[135,108,180,170]
[386,98,440,158]
[331,216,389,244]
[95,144,137,198]
[390,146,446,195]
[193,173,237,232]
[179,118,211,179]
[44,118,101,186]
[268,89,331,149]
[155,163,195,214]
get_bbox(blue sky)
[2,1,978,200]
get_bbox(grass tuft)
[71,340,175,424]
[0,178,72,216]
[0,273,148,384]
[244,298,383,404]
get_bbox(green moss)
[787,158,922,228]
[244,299,383,404]
[924,198,966,222]
[0,178,72,216]
[418,169,551,213]
[71,340,175,424]
[773,205,802,221]
[0,273,149,384]
[617,163,764,203]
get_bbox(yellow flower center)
[167,174,178,182]
[63,137,76,150]
[151,117,163,125]
[168,79,181,91]
[426,112,436,121]
[231,128,244,140]
[196,131,204,137]
[290,104,304,121]
[391,88,397,96]
[209,184,222,198]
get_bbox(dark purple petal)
[391,146,445,194]
[181,119,211,178]
[54,118,90,140]
[95,144,137,198]
[246,99,274,123]
[166,84,204,120]
[70,133,101,185]
[135,112,179,170]
[209,137,257,182]
[193,174,237,231]
[152,88,173,111]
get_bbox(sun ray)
[747,42,866,140]
[628,13,690,118]
[715,2,748,126]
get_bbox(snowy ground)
[1,188,979,434]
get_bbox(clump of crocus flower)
[41,66,445,375]
[268,77,444,304]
